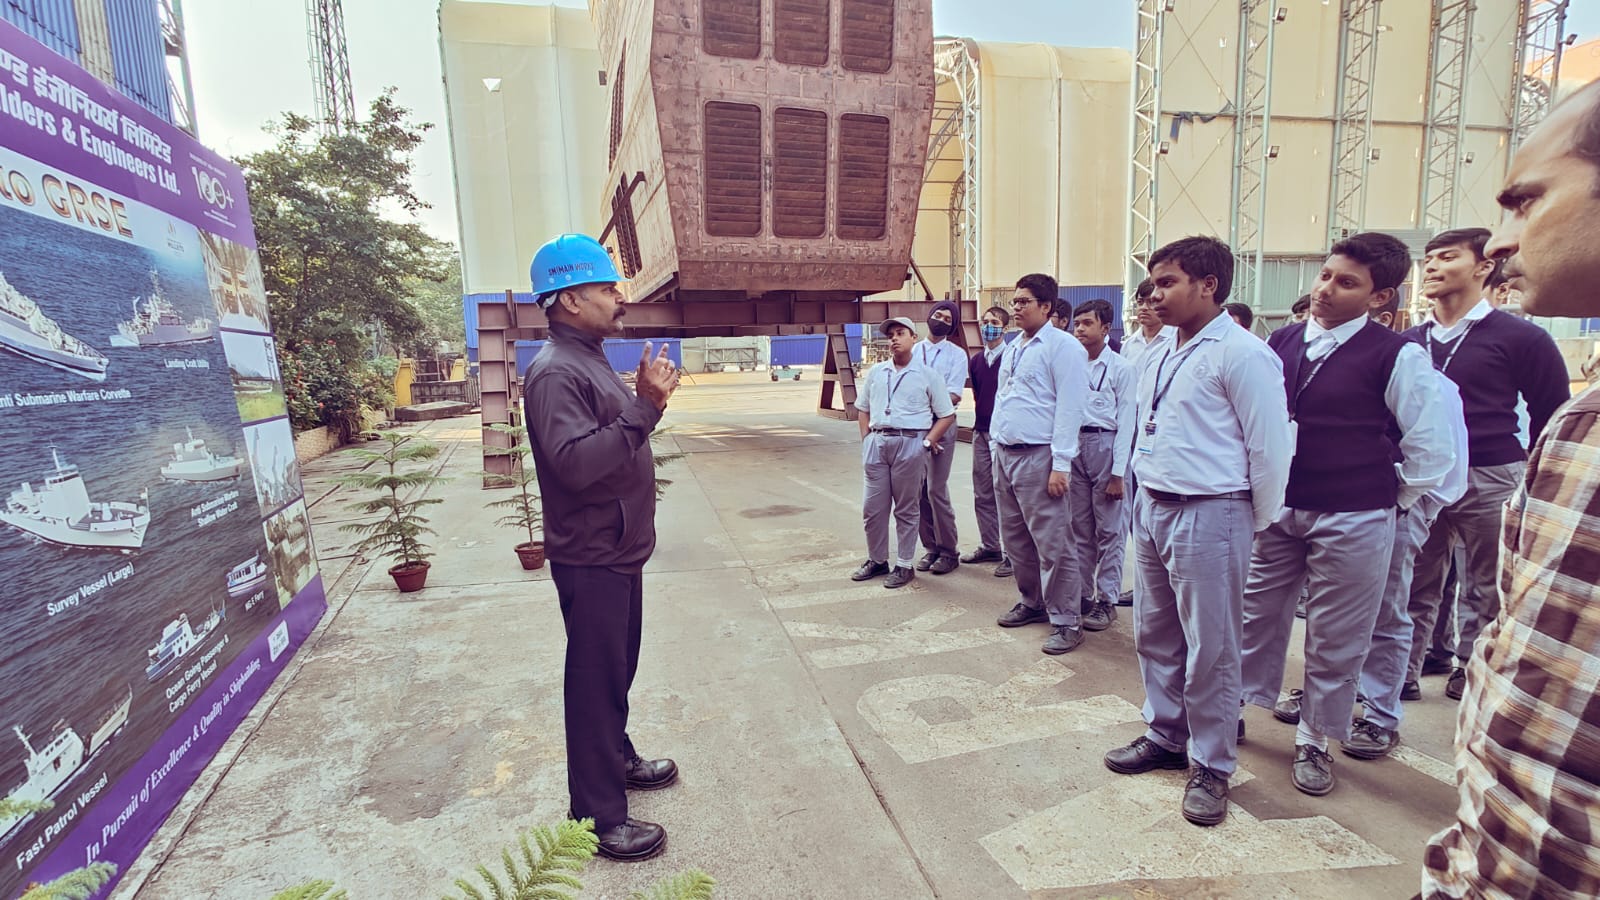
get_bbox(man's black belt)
[1080,426,1114,434]
[997,442,1048,451]
[872,427,927,437]
[1145,488,1252,503]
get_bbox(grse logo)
[192,167,236,211]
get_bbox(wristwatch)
[922,439,933,450]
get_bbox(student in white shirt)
[1120,279,1177,373]
[851,318,956,590]
[1351,291,1469,760]
[1237,232,1455,795]
[1068,299,1137,632]
[961,306,1012,576]
[1103,236,1292,828]
[992,273,1091,655]
[913,302,969,575]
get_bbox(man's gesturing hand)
[636,342,681,410]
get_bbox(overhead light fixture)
[1463,151,1476,164]
[1369,147,1381,161]
[1163,0,1175,11]
[1158,141,1172,155]
[1274,7,1288,23]
[482,77,502,92]
[1267,145,1281,159]
[1564,33,1577,47]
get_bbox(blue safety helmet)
[529,233,628,308]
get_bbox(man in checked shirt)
[1420,80,1600,899]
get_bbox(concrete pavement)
[121,372,1466,899]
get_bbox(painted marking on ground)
[751,553,867,588]
[786,475,858,510]
[1392,745,1455,786]
[980,767,1400,890]
[858,659,1144,763]
[768,582,928,610]
[785,605,1014,668]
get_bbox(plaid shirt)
[1422,385,1600,899]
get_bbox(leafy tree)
[401,243,467,356]
[238,88,450,364]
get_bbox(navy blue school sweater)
[969,348,1002,434]
[1401,309,1569,467]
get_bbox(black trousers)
[552,562,643,830]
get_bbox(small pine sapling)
[482,424,541,547]
[19,863,116,900]
[338,431,450,570]
[649,429,686,501]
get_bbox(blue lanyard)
[1007,337,1035,382]
[1149,347,1193,416]
[884,366,912,413]
[1091,360,1108,393]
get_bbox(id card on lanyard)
[1137,346,1191,455]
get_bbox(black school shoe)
[1446,667,1466,700]
[1273,689,1304,725]
[624,755,678,791]
[1341,718,1400,760]
[915,551,939,572]
[1182,767,1230,826]
[594,818,667,862]
[1104,736,1189,775]
[851,560,889,582]
[884,566,915,589]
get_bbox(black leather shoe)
[594,818,667,862]
[851,560,889,582]
[1421,654,1454,676]
[929,556,959,575]
[1104,736,1189,775]
[1082,601,1117,632]
[1116,589,1134,607]
[625,755,678,791]
[993,557,1013,578]
[997,602,1047,628]
[1041,625,1084,655]
[915,551,938,572]
[1273,689,1303,725]
[1182,766,1230,826]
[1341,718,1399,760]
[961,547,1002,564]
[1237,717,1246,745]
[1400,680,1422,701]
[1292,744,1336,796]
[1446,667,1466,700]
[884,566,915,589]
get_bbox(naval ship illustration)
[160,427,245,483]
[0,450,150,551]
[109,270,217,348]
[145,600,225,681]
[0,687,132,845]
[226,554,269,599]
[0,271,109,381]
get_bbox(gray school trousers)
[862,432,929,567]
[1357,504,1436,731]
[1240,507,1396,741]
[971,430,1002,554]
[1070,430,1125,606]
[1132,491,1253,776]
[994,444,1078,626]
[1405,461,1522,678]
[919,428,959,559]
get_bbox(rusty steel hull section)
[591,0,934,304]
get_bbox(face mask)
[929,319,953,338]
[981,324,1004,342]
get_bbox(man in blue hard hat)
[520,233,681,862]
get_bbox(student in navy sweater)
[1238,232,1455,796]
[962,306,1011,576]
[1401,227,1570,702]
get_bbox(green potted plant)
[339,431,449,592]
[483,423,544,570]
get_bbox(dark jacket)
[969,347,1002,434]
[522,323,663,571]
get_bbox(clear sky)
[180,1,1597,246]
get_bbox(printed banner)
[0,21,326,897]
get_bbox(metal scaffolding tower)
[159,0,197,136]
[1327,0,1383,245]
[1229,2,1283,309]
[1509,0,1570,160]
[307,0,357,133]
[1123,0,1166,302]
[933,39,981,303]
[1419,0,1475,231]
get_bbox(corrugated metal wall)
[103,0,169,122]
[770,334,828,367]
[72,0,114,84]
[2,0,83,63]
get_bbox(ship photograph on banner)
[0,19,328,897]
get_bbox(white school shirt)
[1425,297,1493,343]
[1120,325,1177,372]
[854,359,954,430]
[1133,312,1292,532]
[1423,373,1470,518]
[1302,317,1456,511]
[914,338,968,404]
[989,322,1089,473]
[1082,347,1138,477]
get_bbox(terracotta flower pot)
[515,541,546,571]
[389,560,431,592]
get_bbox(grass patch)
[237,386,288,424]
